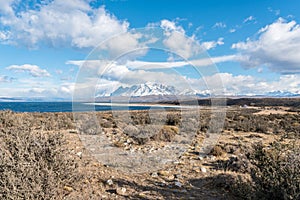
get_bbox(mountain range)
[97,82,300,98]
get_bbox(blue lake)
[0,102,178,113]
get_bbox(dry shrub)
[123,124,178,145]
[151,125,178,142]
[165,112,181,126]
[0,111,75,131]
[212,172,254,199]
[0,127,78,199]
[123,125,157,145]
[210,145,225,157]
[250,142,300,200]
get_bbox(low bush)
[211,172,254,199]
[0,126,78,199]
[250,142,300,200]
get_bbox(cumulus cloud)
[202,73,300,96]
[102,32,147,59]
[6,64,51,77]
[0,0,129,48]
[160,20,202,59]
[160,19,185,33]
[232,18,300,74]
[201,38,224,50]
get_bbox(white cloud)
[160,19,185,33]
[102,32,146,59]
[0,75,13,83]
[268,7,280,16]
[160,20,202,59]
[201,38,224,50]
[193,55,237,67]
[0,76,76,99]
[202,73,300,96]
[229,29,236,33]
[67,54,237,71]
[243,16,256,23]
[163,31,201,59]
[6,64,51,77]
[0,0,129,48]
[232,18,300,74]
[0,0,14,16]
[2,71,300,99]
[128,55,236,69]
[59,82,75,94]
[126,60,188,69]
[213,22,226,29]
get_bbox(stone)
[158,170,169,176]
[76,152,82,158]
[126,139,132,144]
[106,179,113,186]
[174,181,182,187]
[63,186,73,192]
[175,174,183,179]
[166,175,175,181]
[116,187,126,195]
[200,167,207,173]
[151,172,158,178]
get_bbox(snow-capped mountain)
[111,82,179,97]
[266,91,300,97]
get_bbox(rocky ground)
[61,106,299,199]
[0,105,299,199]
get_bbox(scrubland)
[0,104,299,199]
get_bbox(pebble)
[166,175,175,181]
[138,191,150,198]
[106,179,113,186]
[124,146,130,150]
[209,155,216,161]
[126,139,132,144]
[193,167,201,173]
[116,187,126,195]
[63,186,73,192]
[76,152,82,158]
[158,170,169,176]
[174,181,182,187]
[200,167,207,173]
[151,172,158,178]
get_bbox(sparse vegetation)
[0,102,299,199]
[0,112,79,199]
[250,141,300,200]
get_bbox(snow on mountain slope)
[111,82,178,97]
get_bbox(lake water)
[0,102,179,112]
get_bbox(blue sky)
[0,0,300,100]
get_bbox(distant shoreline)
[0,97,299,113]
[84,102,198,109]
